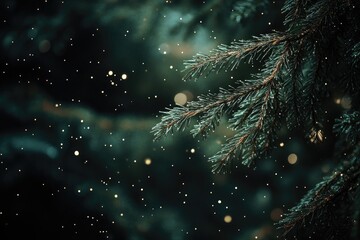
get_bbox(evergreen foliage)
[153,0,360,238]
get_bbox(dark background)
[0,1,342,239]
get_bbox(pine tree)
[153,0,360,238]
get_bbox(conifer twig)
[278,155,360,235]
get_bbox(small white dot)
[74,150,80,156]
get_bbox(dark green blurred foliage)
[0,0,356,240]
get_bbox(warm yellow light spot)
[224,215,232,223]
[174,92,187,106]
[279,142,284,147]
[108,70,114,76]
[74,150,80,156]
[145,158,152,165]
[190,148,195,153]
[335,98,341,104]
[121,73,127,80]
[288,153,298,164]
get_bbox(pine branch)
[182,33,288,81]
[282,0,311,26]
[152,80,269,141]
[343,42,360,95]
[153,44,288,174]
[278,153,360,235]
[302,53,327,143]
[210,46,288,172]
[282,39,307,129]
[352,42,360,61]
[210,83,275,173]
[183,0,335,82]
[334,111,360,145]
